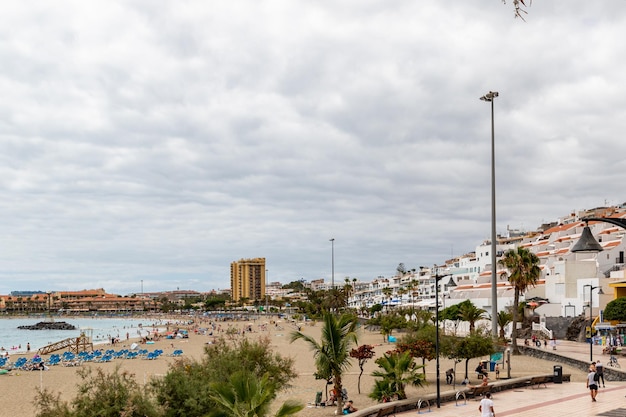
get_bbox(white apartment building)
[345,205,626,323]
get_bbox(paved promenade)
[393,340,626,417]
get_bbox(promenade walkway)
[391,340,626,417]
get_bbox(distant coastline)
[0,315,183,355]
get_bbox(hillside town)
[3,204,626,342]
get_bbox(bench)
[375,405,396,417]
[465,384,492,399]
[527,376,550,389]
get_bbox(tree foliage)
[459,302,487,333]
[446,332,495,379]
[349,344,376,394]
[34,338,297,417]
[153,336,296,417]
[504,0,530,21]
[369,303,383,315]
[207,371,303,417]
[603,297,626,321]
[35,366,163,417]
[499,247,541,354]
[368,312,407,341]
[370,351,425,401]
[281,280,306,292]
[290,311,358,414]
[497,310,513,340]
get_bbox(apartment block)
[230,257,266,302]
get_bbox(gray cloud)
[1,1,625,294]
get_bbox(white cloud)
[0,1,625,294]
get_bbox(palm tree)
[208,370,303,417]
[459,302,487,333]
[497,310,513,340]
[407,279,418,315]
[382,287,393,312]
[326,288,346,312]
[370,350,425,400]
[397,287,408,309]
[343,278,354,307]
[498,247,541,354]
[289,312,358,414]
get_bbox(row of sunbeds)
[0,348,183,370]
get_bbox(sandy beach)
[0,318,588,416]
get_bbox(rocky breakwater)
[17,321,77,330]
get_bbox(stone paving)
[393,340,626,417]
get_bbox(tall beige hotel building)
[230,257,266,302]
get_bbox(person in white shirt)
[479,392,495,417]
[587,367,598,401]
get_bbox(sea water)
[0,316,168,354]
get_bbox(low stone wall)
[350,374,551,417]
[519,345,626,381]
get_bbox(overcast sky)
[1,1,625,295]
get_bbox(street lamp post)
[434,269,451,409]
[329,238,335,289]
[583,284,604,362]
[265,269,269,315]
[480,90,499,338]
[47,291,52,321]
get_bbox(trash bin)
[553,365,562,384]
[490,361,496,372]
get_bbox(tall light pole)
[265,269,269,315]
[329,238,335,289]
[480,90,499,338]
[584,284,604,362]
[434,269,451,409]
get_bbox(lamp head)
[480,91,499,101]
[571,224,604,253]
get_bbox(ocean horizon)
[0,316,169,355]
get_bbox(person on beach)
[479,392,495,417]
[342,400,357,414]
[587,365,598,402]
[26,342,30,352]
[446,368,454,384]
[326,390,337,406]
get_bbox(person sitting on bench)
[475,363,488,378]
[469,375,489,389]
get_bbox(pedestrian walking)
[587,366,599,402]
[595,359,605,387]
[479,392,495,417]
